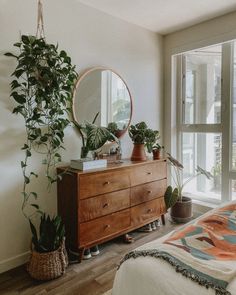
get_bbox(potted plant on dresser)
[5,35,77,280]
[129,122,161,161]
[165,153,213,223]
[145,129,164,160]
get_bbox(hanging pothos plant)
[5,35,78,219]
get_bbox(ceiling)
[77,0,236,34]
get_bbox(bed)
[112,202,236,295]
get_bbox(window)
[175,43,235,203]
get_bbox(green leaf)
[4,52,18,58]
[86,123,114,151]
[13,42,21,47]
[21,35,30,44]
[21,161,27,168]
[21,144,29,150]
[10,92,26,104]
[29,219,38,247]
[26,150,31,157]
[30,172,38,178]
[13,69,25,78]
[31,204,39,209]
[24,176,30,184]
[30,192,38,199]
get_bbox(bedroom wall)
[0,0,163,272]
[164,10,236,154]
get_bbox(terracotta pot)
[152,149,160,160]
[170,196,192,223]
[131,143,147,161]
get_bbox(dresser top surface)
[57,158,167,175]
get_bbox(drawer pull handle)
[147,208,153,213]
[147,190,152,194]
[147,172,152,175]
[104,224,111,229]
[103,203,109,208]
[104,181,110,185]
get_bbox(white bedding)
[112,232,236,295]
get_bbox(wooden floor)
[0,219,179,295]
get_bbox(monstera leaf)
[85,123,116,151]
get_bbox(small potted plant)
[165,153,213,223]
[128,122,149,161]
[145,129,163,160]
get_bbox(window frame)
[175,42,234,204]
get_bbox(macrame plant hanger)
[36,0,45,39]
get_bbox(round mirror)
[72,67,133,137]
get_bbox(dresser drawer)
[80,209,130,246]
[131,179,167,206]
[79,170,130,199]
[79,189,130,222]
[130,160,167,186]
[131,198,165,227]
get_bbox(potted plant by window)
[165,153,213,223]
[5,35,78,279]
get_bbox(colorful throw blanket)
[120,203,236,295]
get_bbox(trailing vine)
[5,35,78,219]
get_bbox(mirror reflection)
[73,68,132,136]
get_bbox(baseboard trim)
[0,251,30,274]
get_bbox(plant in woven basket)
[29,214,65,253]
[27,214,68,281]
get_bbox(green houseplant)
[165,153,213,223]
[5,35,77,279]
[129,122,160,161]
[73,112,118,158]
[145,129,164,160]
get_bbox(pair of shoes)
[138,224,152,232]
[83,245,100,260]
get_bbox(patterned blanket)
[120,203,236,295]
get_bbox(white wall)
[164,10,236,154]
[0,0,163,272]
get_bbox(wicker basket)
[27,240,68,281]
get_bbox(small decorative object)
[70,158,107,170]
[5,0,77,280]
[165,153,213,223]
[27,214,68,281]
[129,122,160,161]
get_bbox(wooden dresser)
[57,159,167,261]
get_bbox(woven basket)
[27,240,68,281]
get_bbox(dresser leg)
[68,248,84,263]
[161,214,165,225]
[78,248,85,263]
